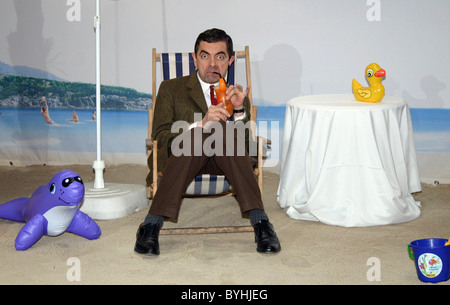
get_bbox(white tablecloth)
[277,94,422,227]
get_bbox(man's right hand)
[197,102,231,128]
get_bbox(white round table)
[277,94,421,227]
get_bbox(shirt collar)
[196,72,218,95]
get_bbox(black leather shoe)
[134,223,161,255]
[253,220,281,253]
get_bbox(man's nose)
[209,57,217,67]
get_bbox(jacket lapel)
[187,71,209,114]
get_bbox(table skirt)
[277,95,422,227]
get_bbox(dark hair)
[194,28,233,58]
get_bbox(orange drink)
[214,77,233,115]
[214,86,233,115]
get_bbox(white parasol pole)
[93,0,105,189]
[81,0,148,220]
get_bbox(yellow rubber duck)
[352,63,386,103]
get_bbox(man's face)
[192,41,234,84]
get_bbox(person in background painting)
[92,110,96,121]
[68,110,79,123]
[40,97,55,125]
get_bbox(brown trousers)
[149,121,264,220]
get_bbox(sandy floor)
[0,164,448,286]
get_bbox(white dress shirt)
[189,73,246,129]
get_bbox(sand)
[0,164,448,285]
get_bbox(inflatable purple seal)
[0,170,101,250]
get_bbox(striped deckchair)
[146,47,262,234]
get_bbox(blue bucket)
[408,238,450,283]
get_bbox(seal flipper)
[0,197,29,222]
[66,210,101,240]
[15,214,47,251]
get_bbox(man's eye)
[201,54,208,59]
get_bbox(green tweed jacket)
[147,70,253,185]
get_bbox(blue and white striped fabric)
[161,53,195,80]
[160,52,235,195]
[184,174,231,196]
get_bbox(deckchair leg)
[160,225,254,235]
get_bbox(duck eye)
[50,183,56,194]
[367,69,374,78]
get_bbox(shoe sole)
[257,247,281,254]
[134,244,160,255]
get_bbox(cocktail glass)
[214,86,233,115]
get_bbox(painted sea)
[0,106,449,166]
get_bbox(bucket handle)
[408,245,415,260]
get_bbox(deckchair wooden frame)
[146,46,263,235]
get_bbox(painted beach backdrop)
[0,0,449,184]
[0,105,448,183]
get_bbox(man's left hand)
[227,84,250,110]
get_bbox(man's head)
[192,28,235,84]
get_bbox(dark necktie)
[210,85,218,105]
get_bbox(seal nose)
[73,186,85,201]
[61,184,85,205]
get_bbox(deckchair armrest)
[145,138,153,149]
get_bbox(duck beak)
[375,69,386,77]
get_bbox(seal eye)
[62,178,71,187]
[50,183,56,194]
[61,176,83,187]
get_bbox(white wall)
[1,0,449,108]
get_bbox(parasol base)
[80,182,149,220]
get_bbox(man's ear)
[191,53,198,69]
[228,55,235,67]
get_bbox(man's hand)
[197,84,250,128]
[197,102,230,128]
[227,84,250,110]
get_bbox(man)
[134,28,280,255]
